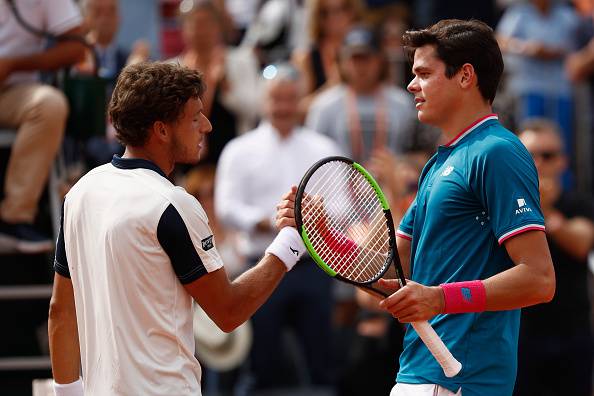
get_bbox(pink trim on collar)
[445,114,498,147]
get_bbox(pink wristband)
[440,280,486,314]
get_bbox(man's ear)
[459,63,476,89]
[151,120,170,143]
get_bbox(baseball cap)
[341,25,381,57]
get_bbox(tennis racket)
[295,156,462,378]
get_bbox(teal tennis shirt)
[395,114,545,396]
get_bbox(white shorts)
[390,383,462,396]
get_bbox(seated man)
[0,0,85,253]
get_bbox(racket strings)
[306,164,379,235]
[301,162,390,282]
[304,163,381,233]
[305,165,379,252]
[306,197,388,281]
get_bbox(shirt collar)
[259,121,298,142]
[444,114,499,147]
[111,155,167,178]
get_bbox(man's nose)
[407,76,419,93]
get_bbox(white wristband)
[53,377,83,396]
[265,227,306,271]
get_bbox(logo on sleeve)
[441,165,454,176]
[201,235,214,251]
[515,198,532,215]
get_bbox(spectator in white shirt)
[215,63,341,391]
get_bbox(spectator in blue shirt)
[497,0,580,186]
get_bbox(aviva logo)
[515,198,533,215]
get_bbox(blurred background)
[0,0,593,395]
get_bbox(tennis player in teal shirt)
[377,20,556,396]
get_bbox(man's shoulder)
[295,127,341,154]
[165,185,202,210]
[309,85,347,111]
[156,185,209,226]
[382,85,413,107]
[463,124,537,184]
[469,123,526,158]
[67,163,113,194]
[223,126,267,154]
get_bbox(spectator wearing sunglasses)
[516,118,594,396]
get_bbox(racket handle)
[411,321,462,378]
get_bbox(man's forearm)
[225,254,286,326]
[483,262,554,311]
[8,41,85,73]
[48,311,81,383]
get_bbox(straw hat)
[193,305,252,371]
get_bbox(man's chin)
[417,111,435,126]
[176,155,202,166]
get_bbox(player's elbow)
[536,264,556,304]
[220,323,239,333]
[208,305,244,333]
[216,316,242,333]
[48,298,75,325]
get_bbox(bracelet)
[53,377,84,396]
[440,280,486,314]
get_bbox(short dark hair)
[402,19,503,103]
[108,61,206,147]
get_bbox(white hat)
[193,305,252,371]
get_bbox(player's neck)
[121,147,173,176]
[439,101,493,143]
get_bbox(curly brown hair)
[108,61,206,147]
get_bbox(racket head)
[295,156,404,287]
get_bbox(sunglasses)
[531,150,561,161]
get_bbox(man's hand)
[377,279,444,323]
[126,40,151,66]
[275,186,298,229]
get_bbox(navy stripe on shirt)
[54,201,70,278]
[157,204,208,284]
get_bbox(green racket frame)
[294,156,407,296]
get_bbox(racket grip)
[411,321,462,378]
